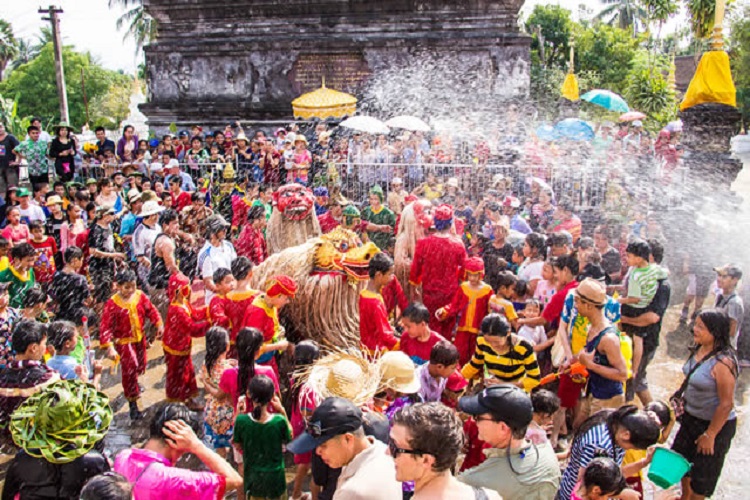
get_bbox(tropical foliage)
[0,19,18,81]
[594,0,649,33]
[109,0,157,53]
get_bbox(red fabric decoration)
[265,275,298,298]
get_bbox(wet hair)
[582,457,626,496]
[696,309,737,375]
[213,267,234,285]
[249,374,276,420]
[23,287,47,309]
[430,340,460,366]
[11,242,37,260]
[553,254,580,277]
[29,220,45,233]
[75,190,90,202]
[247,205,266,222]
[574,405,660,451]
[368,252,394,278]
[236,327,264,397]
[514,279,529,298]
[33,182,48,194]
[644,400,673,431]
[530,388,560,415]
[98,178,112,189]
[191,191,206,203]
[150,402,203,441]
[294,340,320,367]
[204,326,229,376]
[115,269,137,285]
[495,270,518,291]
[594,225,613,242]
[647,238,664,264]
[162,150,173,159]
[48,320,77,352]
[231,256,253,281]
[481,313,510,337]
[159,208,179,226]
[168,176,181,186]
[577,236,594,250]
[160,192,172,202]
[625,238,650,261]
[11,320,48,354]
[80,472,133,500]
[402,302,430,324]
[392,402,465,473]
[524,232,547,258]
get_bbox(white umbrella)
[338,116,390,135]
[385,115,431,132]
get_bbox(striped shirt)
[626,264,668,308]
[461,335,540,389]
[556,422,625,500]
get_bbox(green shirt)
[233,413,291,498]
[15,139,49,176]
[361,205,396,251]
[0,267,36,309]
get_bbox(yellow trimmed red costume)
[226,288,259,359]
[359,288,399,354]
[163,273,210,402]
[437,258,492,365]
[241,276,297,375]
[208,294,232,330]
[99,290,162,401]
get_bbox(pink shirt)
[219,364,280,411]
[114,448,226,500]
[1,224,30,245]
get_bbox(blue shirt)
[46,354,80,380]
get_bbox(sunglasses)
[388,438,426,458]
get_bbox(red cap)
[168,273,191,301]
[266,275,298,298]
[434,204,454,221]
[461,256,485,281]
[446,370,468,392]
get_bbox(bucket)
[647,448,691,489]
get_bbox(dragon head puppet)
[314,227,380,282]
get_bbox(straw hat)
[294,135,309,145]
[235,133,249,143]
[10,380,112,464]
[45,195,63,207]
[140,200,165,217]
[305,350,381,406]
[379,351,420,394]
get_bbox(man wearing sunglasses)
[288,397,400,500]
[457,385,560,500]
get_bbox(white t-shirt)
[19,204,46,224]
[198,240,237,303]
[518,325,547,347]
[132,222,162,258]
[518,259,544,283]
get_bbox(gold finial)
[711,0,727,50]
[322,76,326,88]
[568,37,575,74]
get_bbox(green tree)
[729,5,750,125]
[624,50,674,126]
[109,0,157,53]
[575,24,640,94]
[8,39,40,73]
[0,43,131,128]
[525,5,573,69]
[90,80,132,130]
[0,19,18,81]
[642,0,679,36]
[595,0,649,34]
[684,0,716,39]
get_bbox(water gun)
[539,362,589,386]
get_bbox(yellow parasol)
[292,79,357,120]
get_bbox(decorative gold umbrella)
[292,79,357,119]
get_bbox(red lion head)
[272,183,315,221]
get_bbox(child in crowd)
[201,326,237,458]
[233,375,292,500]
[416,340,459,403]
[163,273,210,408]
[619,239,667,323]
[235,205,268,265]
[518,299,553,352]
[28,221,58,286]
[571,457,627,500]
[0,243,37,309]
[436,257,493,364]
[46,320,102,389]
[512,279,530,313]
[359,252,399,354]
[399,302,446,366]
[623,400,675,496]
[290,340,321,500]
[208,268,236,330]
[488,271,519,330]
[227,256,259,359]
[22,288,49,323]
[526,388,560,445]
[533,258,557,307]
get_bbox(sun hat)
[16,187,30,197]
[128,190,142,203]
[714,263,743,279]
[274,128,287,137]
[45,195,63,207]
[287,397,363,454]
[294,135,309,145]
[140,200,165,217]
[235,133,249,143]
[95,206,115,219]
[379,351,420,394]
[53,121,76,134]
[392,177,403,185]
[167,159,180,169]
[633,120,643,127]
[573,278,608,306]
[446,177,459,188]
[458,384,533,430]
[10,379,112,464]
[85,178,98,186]
[304,350,381,406]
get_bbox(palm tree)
[594,0,649,35]
[0,19,19,81]
[684,0,715,40]
[109,0,157,53]
[9,39,40,70]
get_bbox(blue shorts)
[203,422,233,450]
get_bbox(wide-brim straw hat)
[53,122,76,134]
[140,200,165,217]
[304,349,381,406]
[378,351,420,394]
[10,379,112,464]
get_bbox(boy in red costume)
[226,256,259,359]
[242,275,296,375]
[208,268,235,330]
[436,257,493,365]
[163,272,210,408]
[235,205,268,265]
[100,269,163,420]
[409,204,467,338]
[359,252,399,354]
[399,302,446,365]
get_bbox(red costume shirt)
[359,289,399,353]
[28,237,58,284]
[231,196,254,230]
[441,282,493,334]
[409,234,467,302]
[317,212,341,234]
[208,294,232,330]
[381,277,408,316]
[227,289,259,343]
[163,302,210,355]
[399,330,446,366]
[99,291,162,349]
[171,191,192,212]
[235,225,267,265]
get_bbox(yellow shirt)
[0,256,8,272]
[488,295,518,322]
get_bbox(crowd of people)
[0,116,742,500]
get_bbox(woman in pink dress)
[59,203,86,252]
[289,135,311,185]
[0,207,30,245]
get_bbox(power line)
[39,5,69,123]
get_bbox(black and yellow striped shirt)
[461,335,541,391]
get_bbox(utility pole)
[39,5,69,123]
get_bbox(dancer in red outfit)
[163,273,210,408]
[437,257,493,365]
[100,269,163,420]
[409,204,467,339]
[235,205,268,265]
[208,268,236,330]
[360,252,400,354]
[230,185,256,234]
[226,256,259,359]
[317,196,345,234]
[381,274,408,319]
[242,275,296,375]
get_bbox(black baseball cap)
[287,397,363,454]
[458,385,533,430]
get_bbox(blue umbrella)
[554,118,595,141]
[581,89,630,113]
[534,124,559,142]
